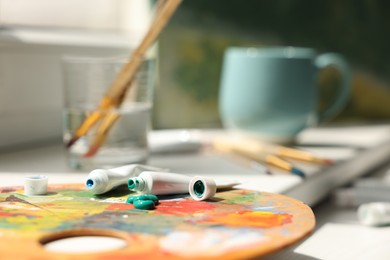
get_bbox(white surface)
[0,28,135,149]
[2,172,85,187]
[295,223,390,260]
[44,236,127,253]
[0,0,152,33]
[297,124,390,148]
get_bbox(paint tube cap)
[128,177,146,192]
[189,176,216,201]
[85,169,109,194]
[24,175,48,195]
[357,202,390,226]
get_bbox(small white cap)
[357,202,390,226]
[189,176,216,201]
[24,175,48,195]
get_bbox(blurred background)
[156,0,390,128]
[1,0,390,149]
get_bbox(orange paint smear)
[206,211,292,228]
[0,212,13,217]
[106,203,134,211]
[157,199,216,215]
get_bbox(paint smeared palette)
[0,184,315,259]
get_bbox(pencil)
[213,138,305,178]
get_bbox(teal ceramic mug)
[219,46,351,143]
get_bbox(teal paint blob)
[126,194,159,210]
[138,194,159,203]
[127,194,159,203]
[133,199,155,210]
[126,196,136,204]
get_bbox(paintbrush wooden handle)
[105,0,182,102]
[212,136,305,177]
[67,0,182,149]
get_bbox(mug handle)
[315,53,351,123]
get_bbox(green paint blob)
[126,196,135,204]
[138,194,159,203]
[127,194,159,203]
[133,199,155,210]
[193,180,205,197]
[126,194,159,210]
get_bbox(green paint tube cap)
[189,176,216,201]
[128,177,145,192]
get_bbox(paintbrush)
[212,148,272,175]
[66,0,183,156]
[213,135,332,166]
[275,146,333,165]
[242,139,333,165]
[84,112,120,157]
[212,137,306,178]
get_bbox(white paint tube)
[128,171,193,195]
[128,171,238,200]
[86,164,167,195]
[334,178,390,207]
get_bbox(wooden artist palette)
[0,184,315,259]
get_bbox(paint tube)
[333,178,390,207]
[128,171,235,200]
[149,129,205,154]
[357,202,390,226]
[128,171,192,195]
[86,164,167,195]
